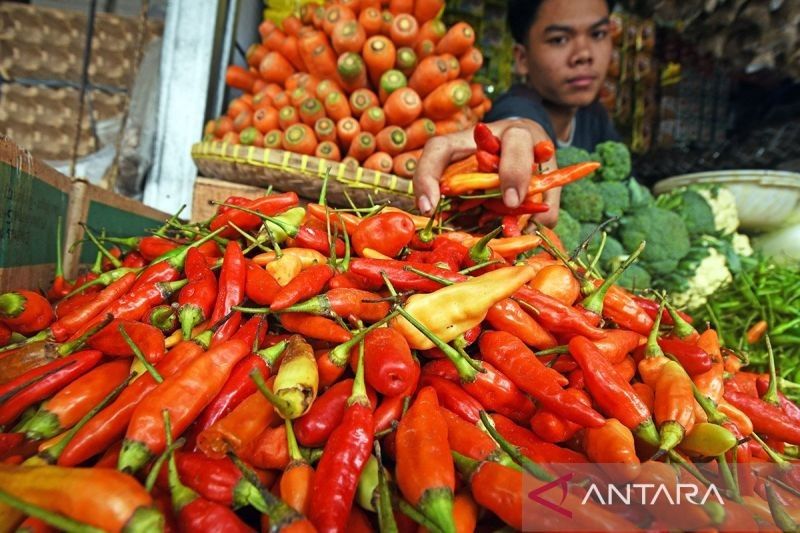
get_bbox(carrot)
[414,39,435,59]
[227,97,252,119]
[342,156,360,172]
[282,15,302,36]
[436,22,475,56]
[347,131,377,162]
[252,90,273,111]
[215,116,234,137]
[225,65,256,92]
[349,89,379,118]
[299,98,325,126]
[378,69,407,103]
[375,125,407,155]
[396,46,417,76]
[259,51,295,84]
[290,87,311,107]
[253,106,280,133]
[246,44,268,69]
[359,106,386,134]
[359,0,381,10]
[380,10,394,36]
[408,56,449,98]
[278,105,300,130]
[332,20,366,55]
[239,127,264,148]
[264,83,283,98]
[300,4,316,25]
[337,52,368,94]
[472,103,487,120]
[233,110,253,133]
[384,87,421,127]
[434,118,460,135]
[423,79,471,120]
[389,0,413,15]
[324,91,352,121]
[404,117,436,150]
[221,131,239,144]
[298,31,337,81]
[272,91,290,109]
[315,79,342,101]
[264,129,283,149]
[358,7,382,36]
[417,19,446,46]
[459,47,483,79]
[252,79,267,95]
[322,5,356,36]
[390,13,419,47]
[392,149,421,178]
[314,117,337,143]
[440,53,461,80]
[414,0,444,24]
[282,123,318,155]
[286,72,315,93]
[336,117,361,151]
[280,36,306,71]
[339,0,361,15]
[264,28,288,52]
[311,5,326,29]
[259,20,277,42]
[468,82,485,107]
[204,120,216,136]
[363,35,396,88]
[315,140,342,161]
[363,151,394,173]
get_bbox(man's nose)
[571,38,594,66]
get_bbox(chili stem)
[319,168,331,206]
[765,482,799,531]
[250,370,294,418]
[119,325,163,383]
[761,335,780,406]
[534,345,569,357]
[459,260,503,275]
[403,266,454,286]
[144,437,186,492]
[57,314,115,356]
[716,453,741,502]
[478,411,554,481]
[154,205,186,237]
[374,441,399,533]
[396,498,443,533]
[80,224,122,269]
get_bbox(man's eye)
[592,29,609,40]
[548,35,568,45]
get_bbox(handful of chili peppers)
[1,143,800,533]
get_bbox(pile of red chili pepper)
[1,132,800,532]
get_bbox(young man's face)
[514,0,612,109]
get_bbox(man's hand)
[413,118,561,227]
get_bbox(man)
[414,0,617,227]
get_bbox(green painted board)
[79,200,165,264]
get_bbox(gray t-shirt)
[486,84,620,151]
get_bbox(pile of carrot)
[204,0,491,179]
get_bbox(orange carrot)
[408,56,449,98]
[282,15,302,36]
[278,105,300,130]
[434,119,460,136]
[342,156,360,172]
[264,129,283,149]
[375,125,407,155]
[423,79,471,120]
[252,79,267,95]
[347,131,377,162]
[440,53,461,80]
[227,97,252,119]
[272,91,290,109]
[349,88,379,118]
[204,119,216,137]
[322,5,356,36]
[315,140,342,161]
[363,151,394,173]
[315,79,342,101]
[264,83,283,98]
[359,106,386,134]
[339,0,361,15]
[298,31,337,81]
[436,22,475,56]
[337,52,368,93]
[459,47,483,79]
[233,110,253,133]
[259,51,295,84]
[359,0,381,10]
[332,20,366,55]
[472,103,487,120]
[404,117,436,150]
[300,4,317,25]
[282,123,318,155]
[378,69,407,103]
[215,117,234,139]
[259,20,277,42]
[253,106,280,133]
[221,131,239,144]
[414,0,444,24]
[225,65,256,92]
[336,117,361,151]
[392,149,421,178]
[384,87,422,127]
[363,35,396,88]
[416,19,446,47]
[380,10,394,36]
[287,72,318,93]
[358,7,382,36]
[324,91,352,121]
[414,39,435,59]
[280,35,306,71]
[314,117,337,143]
[252,90,273,111]
[468,82,485,107]
[246,44,268,69]
[264,28,288,52]
[311,5,326,29]
[299,98,325,126]
[390,13,419,47]
[389,0,413,15]
[290,87,312,107]
[239,127,264,148]
[396,46,417,76]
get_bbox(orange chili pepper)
[654,360,696,452]
[746,320,768,344]
[583,418,641,481]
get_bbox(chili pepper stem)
[229,453,301,524]
[327,310,400,367]
[54,215,64,280]
[690,381,727,425]
[57,314,114,356]
[417,488,456,533]
[656,421,684,457]
[478,411,553,481]
[586,231,608,276]
[716,452,742,503]
[118,438,153,475]
[663,299,698,340]
[534,345,570,357]
[0,292,28,318]
[319,168,331,206]
[80,224,123,269]
[250,370,294,418]
[374,441,399,533]
[750,433,793,471]
[120,325,163,383]
[417,198,443,244]
[534,222,582,279]
[179,304,204,340]
[90,231,106,275]
[459,260,503,275]
[162,409,198,511]
[255,340,288,369]
[635,419,661,448]
[761,335,780,406]
[144,437,186,492]
[581,240,646,315]
[404,265,454,286]
[397,498,445,533]
[154,205,187,237]
[0,489,106,533]
[468,226,503,264]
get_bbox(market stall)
[1,0,800,532]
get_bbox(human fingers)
[413,130,476,215]
[534,186,561,228]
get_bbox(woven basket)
[191,141,416,211]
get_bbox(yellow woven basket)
[191,141,416,211]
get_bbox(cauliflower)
[732,232,753,257]
[696,186,739,235]
[668,248,733,309]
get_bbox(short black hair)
[507,0,615,44]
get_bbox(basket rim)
[654,169,800,195]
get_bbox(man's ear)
[513,43,529,79]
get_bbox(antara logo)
[581,483,726,506]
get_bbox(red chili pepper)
[632,296,694,325]
[0,290,54,335]
[440,407,502,461]
[476,149,499,172]
[591,283,654,336]
[373,394,408,435]
[429,238,469,271]
[756,375,800,424]
[0,433,25,458]
[533,140,555,163]
[121,251,147,269]
[285,288,391,323]
[591,329,644,365]
[57,339,205,466]
[485,298,558,350]
[484,197,550,216]
[530,407,581,443]
[420,374,483,423]
[292,225,346,257]
[178,247,218,338]
[132,229,224,291]
[86,319,166,363]
[362,327,417,396]
[500,215,523,238]
[210,241,247,325]
[216,195,252,215]
[725,371,760,397]
[657,337,712,376]
[0,322,12,347]
[479,331,603,428]
[145,305,178,334]
[724,390,800,445]
[327,271,379,291]
[352,212,416,258]
[422,359,536,424]
[242,424,289,470]
[473,122,501,155]
[210,192,299,238]
[350,258,465,292]
[490,413,589,464]
[0,350,103,428]
[271,264,335,310]
[103,235,181,262]
[514,286,606,340]
[245,260,282,305]
[279,312,352,343]
[212,311,243,346]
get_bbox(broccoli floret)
[553,210,581,253]
[595,141,631,182]
[596,181,630,217]
[619,207,691,274]
[627,178,655,210]
[556,146,592,167]
[656,188,716,238]
[614,263,652,291]
[560,179,605,223]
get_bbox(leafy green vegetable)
[619,206,691,274]
[560,179,605,223]
[594,141,631,182]
[656,188,716,238]
[556,146,595,170]
[596,181,630,217]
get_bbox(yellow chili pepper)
[440,162,601,196]
[269,335,319,419]
[267,254,304,286]
[253,248,327,269]
[361,248,393,260]
[654,360,696,453]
